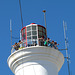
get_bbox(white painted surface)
[7,46,64,75]
[15,61,58,75]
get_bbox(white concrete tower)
[7,46,64,75]
[7,23,64,75]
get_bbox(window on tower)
[32,31,37,35]
[38,26,42,31]
[32,26,36,30]
[27,26,31,31]
[27,32,31,36]
[32,36,37,39]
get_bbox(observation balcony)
[8,46,64,75]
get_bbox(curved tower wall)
[7,46,64,75]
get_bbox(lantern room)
[20,23,47,47]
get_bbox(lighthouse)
[7,23,64,75]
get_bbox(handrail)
[11,40,59,54]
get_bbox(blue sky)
[0,0,75,75]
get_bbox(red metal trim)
[21,26,26,31]
[37,25,46,29]
[21,27,27,44]
[25,27,27,45]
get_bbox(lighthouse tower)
[7,23,64,75]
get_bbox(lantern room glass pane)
[43,28,45,33]
[38,36,42,38]
[32,36,37,39]
[38,31,42,36]
[43,33,45,36]
[27,32,31,36]
[27,26,31,31]
[27,37,31,39]
[32,26,36,30]
[32,31,37,35]
[23,34,26,39]
[43,33,46,39]
[28,41,32,44]
[38,26,42,31]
